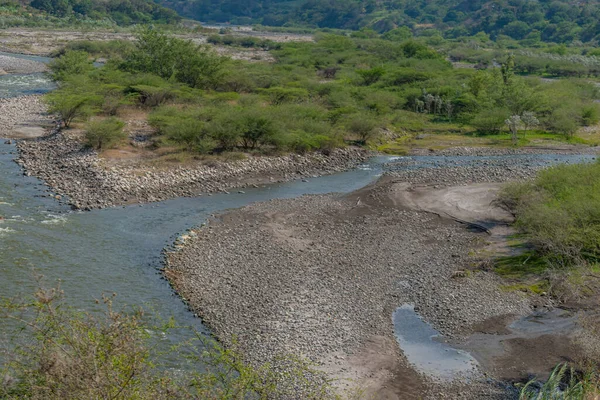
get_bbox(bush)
[261,87,309,105]
[470,108,510,134]
[46,91,99,128]
[356,67,386,85]
[581,104,600,126]
[48,50,94,81]
[348,116,378,143]
[0,287,335,399]
[546,108,579,138]
[240,113,279,149]
[501,160,600,266]
[85,117,126,150]
[123,28,226,89]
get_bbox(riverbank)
[163,151,600,398]
[0,53,48,74]
[0,95,53,138]
[163,178,531,399]
[16,129,369,210]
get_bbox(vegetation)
[502,160,600,268]
[519,363,599,400]
[28,0,180,25]
[85,117,127,150]
[0,286,335,399]
[0,0,179,28]
[158,0,600,44]
[45,28,600,158]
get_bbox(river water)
[0,52,597,372]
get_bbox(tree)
[348,116,378,144]
[356,67,386,85]
[240,113,278,149]
[521,111,540,132]
[46,92,98,128]
[48,50,94,82]
[505,115,522,145]
[85,118,126,150]
[123,28,226,89]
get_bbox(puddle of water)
[393,304,479,381]
[509,308,577,335]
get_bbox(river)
[0,52,596,372]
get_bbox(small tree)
[356,67,386,85]
[505,115,522,145]
[240,114,278,150]
[85,118,126,150]
[348,116,378,144]
[48,50,94,81]
[521,111,539,133]
[46,92,97,128]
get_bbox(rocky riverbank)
[0,53,47,74]
[16,130,369,210]
[164,178,532,399]
[384,152,598,186]
[0,95,53,137]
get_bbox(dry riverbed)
[163,154,599,399]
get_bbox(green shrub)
[48,50,94,81]
[356,66,386,85]
[123,28,226,89]
[85,117,126,150]
[348,116,378,143]
[501,160,600,266]
[0,287,335,399]
[261,87,310,105]
[470,108,510,134]
[239,113,279,149]
[46,91,99,128]
[546,108,579,138]
[581,104,600,126]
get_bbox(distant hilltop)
[159,0,600,43]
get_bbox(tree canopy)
[159,0,600,43]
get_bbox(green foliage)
[0,287,336,399]
[45,89,99,128]
[160,0,600,44]
[519,363,598,400]
[85,117,126,150]
[47,30,599,158]
[470,108,509,134]
[356,67,385,86]
[239,112,278,149]
[48,50,94,81]
[348,116,378,143]
[123,27,226,89]
[30,0,180,25]
[501,160,600,267]
[261,87,309,105]
[53,40,135,59]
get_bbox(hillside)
[159,0,600,43]
[1,0,180,25]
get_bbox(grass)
[495,252,550,279]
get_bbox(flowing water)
[0,52,55,98]
[0,134,390,364]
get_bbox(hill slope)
[2,0,180,25]
[160,0,600,43]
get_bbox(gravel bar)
[16,130,369,210]
[165,184,529,398]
